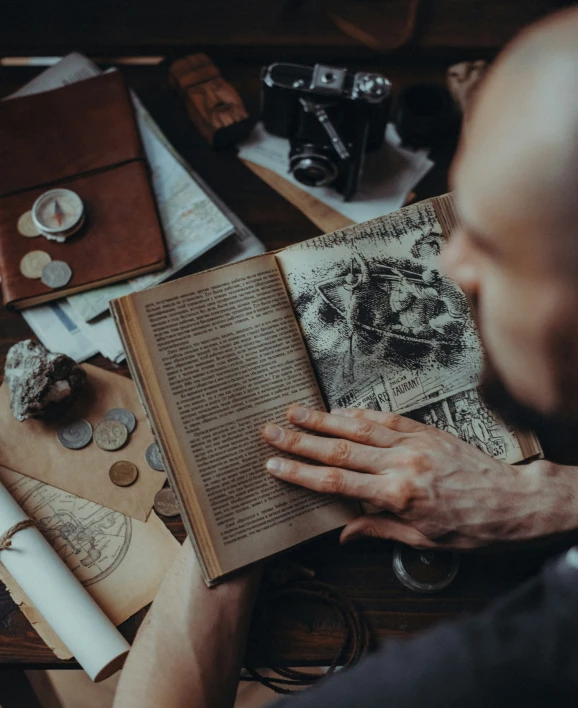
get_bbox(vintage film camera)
[260,63,391,200]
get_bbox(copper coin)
[17,210,40,238]
[109,460,139,487]
[20,250,51,279]
[153,487,180,517]
[94,419,128,451]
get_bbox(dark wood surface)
[1,0,570,56]
[1,51,578,672]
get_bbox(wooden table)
[1,52,577,675]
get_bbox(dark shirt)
[271,550,578,707]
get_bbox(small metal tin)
[392,543,459,593]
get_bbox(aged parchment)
[0,466,179,659]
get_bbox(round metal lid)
[32,188,84,237]
[392,543,459,593]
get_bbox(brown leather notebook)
[0,72,166,309]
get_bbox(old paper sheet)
[0,364,165,520]
[0,467,179,661]
[0,480,129,680]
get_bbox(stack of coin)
[96,409,137,487]
[56,407,145,488]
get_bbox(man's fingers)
[330,408,432,434]
[262,423,391,474]
[286,406,401,448]
[340,514,437,548]
[265,457,379,503]
[340,514,484,550]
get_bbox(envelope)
[0,364,165,520]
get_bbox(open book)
[112,194,541,585]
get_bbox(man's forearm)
[113,540,261,708]
[521,459,578,538]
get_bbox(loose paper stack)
[9,53,264,363]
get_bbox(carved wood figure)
[169,54,253,147]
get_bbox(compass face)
[32,189,84,235]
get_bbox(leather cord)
[241,578,372,695]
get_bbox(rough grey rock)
[5,340,86,421]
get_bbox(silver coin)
[57,419,93,450]
[105,408,136,434]
[154,487,180,517]
[41,260,72,289]
[145,442,165,471]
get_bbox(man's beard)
[470,292,554,431]
[479,358,552,431]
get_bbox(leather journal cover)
[0,72,166,309]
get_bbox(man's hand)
[262,406,578,549]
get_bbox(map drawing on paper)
[4,472,131,588]
[278,200,483,415]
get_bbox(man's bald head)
[454,6,578,276]
[443,7,578,420]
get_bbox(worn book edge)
[111,297,222,584]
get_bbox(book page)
[276,198,484,415]
[115,255,356,581]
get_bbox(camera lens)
[292,158,333,186]
[289,147,339,188]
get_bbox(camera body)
[261,63,391,200]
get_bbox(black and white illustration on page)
[277,200,483,415]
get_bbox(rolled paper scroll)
[0,480,130,681]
